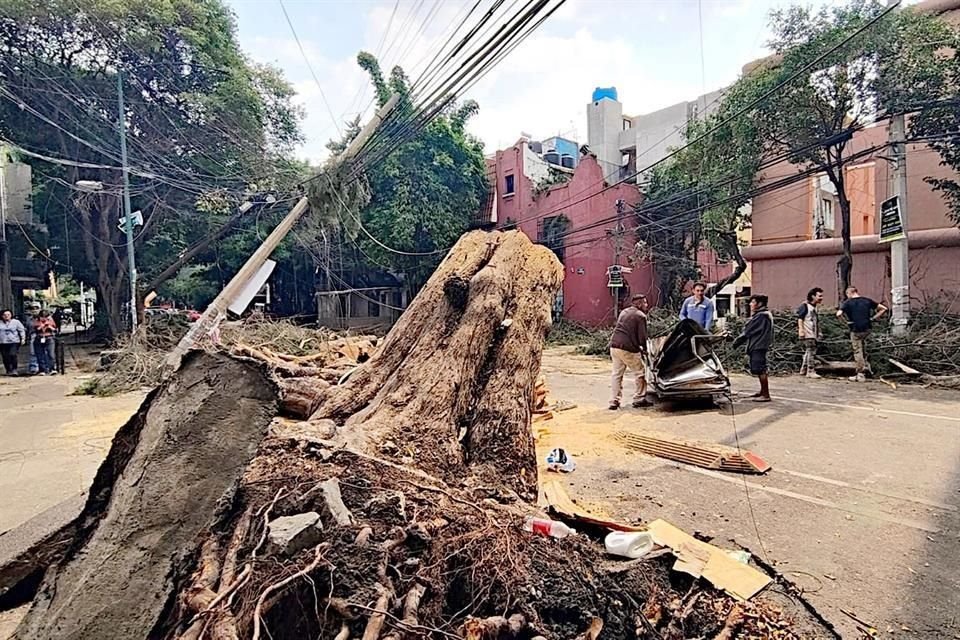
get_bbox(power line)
[278,0,343,138]
[504,0,903,231]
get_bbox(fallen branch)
[713,605,745,640]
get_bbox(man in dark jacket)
[609,294,651,410]
[733,294,774,402]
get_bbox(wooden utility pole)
[165,94,400,371]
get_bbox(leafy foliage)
[638,70,769,305]
[321,52,488,295]
[0,0,304,335]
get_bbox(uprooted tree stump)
[4,230,836,640]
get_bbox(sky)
[226,0,837,164]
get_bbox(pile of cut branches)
[556,304,960,383]
[76,314,378,397]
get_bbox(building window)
[814,197,835,239]
[537,215,569,262]
[622,118,632,131]
[504,174,515,195]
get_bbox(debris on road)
[604,530,654,559]
[544,447,576,473]
[648,519,772,601]
[614,430,772,474]
[647,319,731,401]
[77,313,378,397]
[522,516,577,539]
[540,479,646,532]
[839,608,880,637]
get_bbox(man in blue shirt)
[679,282,715,331]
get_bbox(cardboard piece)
[539,480,645,532]
[647,519,771,601]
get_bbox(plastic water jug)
[604,531,654,559]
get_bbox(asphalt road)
[538,347,960,639]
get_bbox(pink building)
[485,139,653,326]
[742,123,960,311]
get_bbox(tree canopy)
[0,0,305,334]
[750,1,956,297]
[320,52,488,296]
[637,70,770,305]
[641,0,957,302]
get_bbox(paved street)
[538,347,960,638]
[0,372,145,534]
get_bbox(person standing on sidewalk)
[796,287,824,378]
[733,294,774,402]
[837,286,887,382]
[33,309,58,375]
[609,294,651,410]
[679,282,715,331]
[0,309,26,375]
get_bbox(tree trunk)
[4,230,835,640]
[12,353,278,640]
[707,232,748,299]
[837,188,853,303]
[312,230,563,498]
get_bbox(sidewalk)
[0,371,144,533]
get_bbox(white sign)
[228,259,276,316]
[117,210,143,231]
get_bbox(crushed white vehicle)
[647,319,730,401]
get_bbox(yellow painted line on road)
[676,464,943,534]
[771,395,960,424]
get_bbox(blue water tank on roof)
[592,87,618,102]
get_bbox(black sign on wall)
[879,196,905,243]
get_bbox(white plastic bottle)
[523,516,577,539]
[604,531,654,559]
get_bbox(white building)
[586,87,724,181]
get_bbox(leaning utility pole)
[117,70,138,333]
[887,113,910,335]
[0,144,12,310]
[165,94,400,372]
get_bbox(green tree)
[750,1,953,298]
[0,0,303,336]
[320,52,487,297]
[157,263,219,309]
[637,70,770,304]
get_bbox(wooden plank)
[888,358,921,375]
[540,480,644,532]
